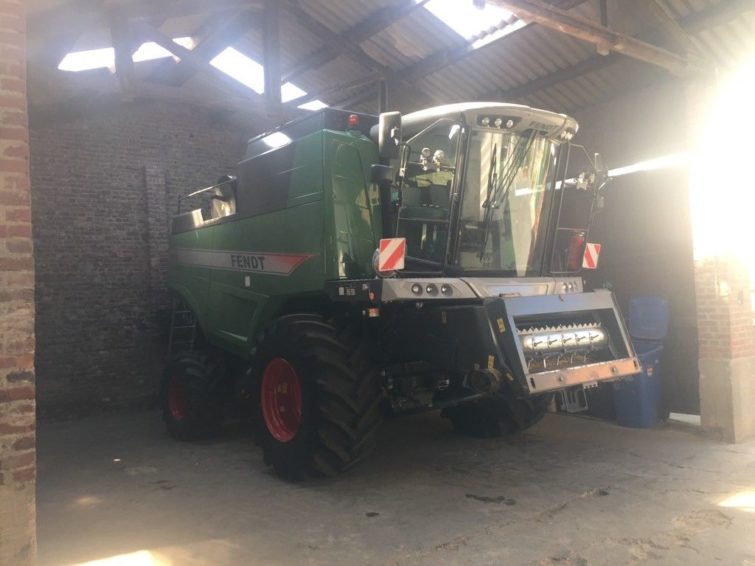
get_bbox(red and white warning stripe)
[582,242,601,270]
[378,238,406,272]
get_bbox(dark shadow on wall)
[585,168,699,415]
[30,99,254,414]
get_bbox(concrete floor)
[38,410,755,566]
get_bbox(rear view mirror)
[378,111,401,160]
[594,152,609,191]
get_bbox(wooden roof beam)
[110,15,138,96]
[480,0,752,103]
[129,20,271,105]
[485,0,695,76]
[282,0,430,83]
[145,10,260,86]
[633,0,706,60]
[283,0,390,77]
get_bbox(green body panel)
[168,129,381,358]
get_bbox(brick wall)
[0,0,36,562]
[30,100,252,410]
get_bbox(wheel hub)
[261,357,303,442]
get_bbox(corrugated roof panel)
[363,8,467,68]
[298,0,396,35]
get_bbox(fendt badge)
[230,254,266,271]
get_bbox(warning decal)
[378,238,406,272]
[582,243,601,270]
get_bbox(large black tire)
[250,315,383,481]
[160,351,225,441]
[442,393,553,438]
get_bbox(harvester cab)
[332,103,639,401]
[164,103,639,479]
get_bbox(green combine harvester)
[163,102,639,480]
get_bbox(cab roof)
[400,102,578,140]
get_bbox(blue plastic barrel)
[613,340,663,428]
[628,295,669,341]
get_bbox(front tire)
[251,315,383,480]
[442,394,553,438]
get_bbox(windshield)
[396,119,461,268]
[456,129,558,275]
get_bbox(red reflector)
[378,238,406,272]
[566,232,586,271]
[582,242,601,270]
[347,114,359,128]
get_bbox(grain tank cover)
[245,108,377,160]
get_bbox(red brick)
[6,223,30,237]
[0,77,25,92]
[8,403,34,415]
[0,255,32,270]
[0,386,34,402]
[6,369,32,383]
[11,436,34,451]
[14,354,33,369]
[0,126,27,141]
[12,466,36,485]
[0,423,34,435]
[5,238,31,253]
[0,109,26,126]
[3,143,27,158]
[4,206,29,222]
[0,188,28,205]
[0,94,24,109]
[0,157,28,173]
[0,32,24,51]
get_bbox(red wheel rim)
[261,358,302,442]
[167,377,187,421]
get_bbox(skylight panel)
[60,41,322,109]
[421,0,515,40]
[59,37,197,72]
[298,100,329,111]
[58,47,115,72]
[210,47,265,93]
[281,82,307,103]
[132,37,195,63]
[210,48,321,107]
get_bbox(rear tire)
[161,351,225,441]
[251,315,383,481]
[442,394,552,438]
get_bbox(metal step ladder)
[167,298,196,356]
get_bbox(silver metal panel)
[528,357,641,393]
[380,278,477,302]
[380,276,583,302]
[461,276,583,298]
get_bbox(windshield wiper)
[477,131,536,260]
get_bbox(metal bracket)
[559,386,589,413]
